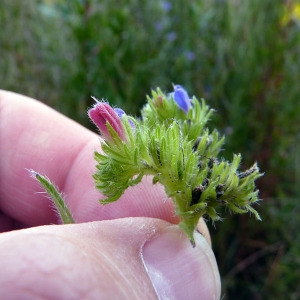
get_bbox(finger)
[0,91,178,227]
[0,90,95,226]
[0,218,221,299]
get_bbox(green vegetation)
[1,0,299,298]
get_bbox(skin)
[0,90,220,299]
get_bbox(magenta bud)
[154,95,164,107]
[88,99,127,142]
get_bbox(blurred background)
[1,0,299,298]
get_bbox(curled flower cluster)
[89,85,263,246]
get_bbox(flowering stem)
[90,86,264,246]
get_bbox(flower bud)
[173,84,191,114]
[88,98,127,142]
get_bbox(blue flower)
[155,21,163,31]
[173,85,191,114]
[161,1,172,12]
[114,108,126,118]
[167,32,177,42]
[185,51,195,61]
[114,107,135,129]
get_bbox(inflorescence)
[88,85,263,246]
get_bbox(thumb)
[0,218,221,299]
[142,222,221,300]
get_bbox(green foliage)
[2,0,300,298]
[0,0,80,119]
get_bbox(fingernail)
[142,226,221,300]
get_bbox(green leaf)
[30,170,75,224]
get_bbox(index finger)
[0,91,178,227]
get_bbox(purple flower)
[88,98,127,142]
[173,85,191,114]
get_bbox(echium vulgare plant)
[32,85,263,247]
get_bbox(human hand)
[0,90,221,299]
